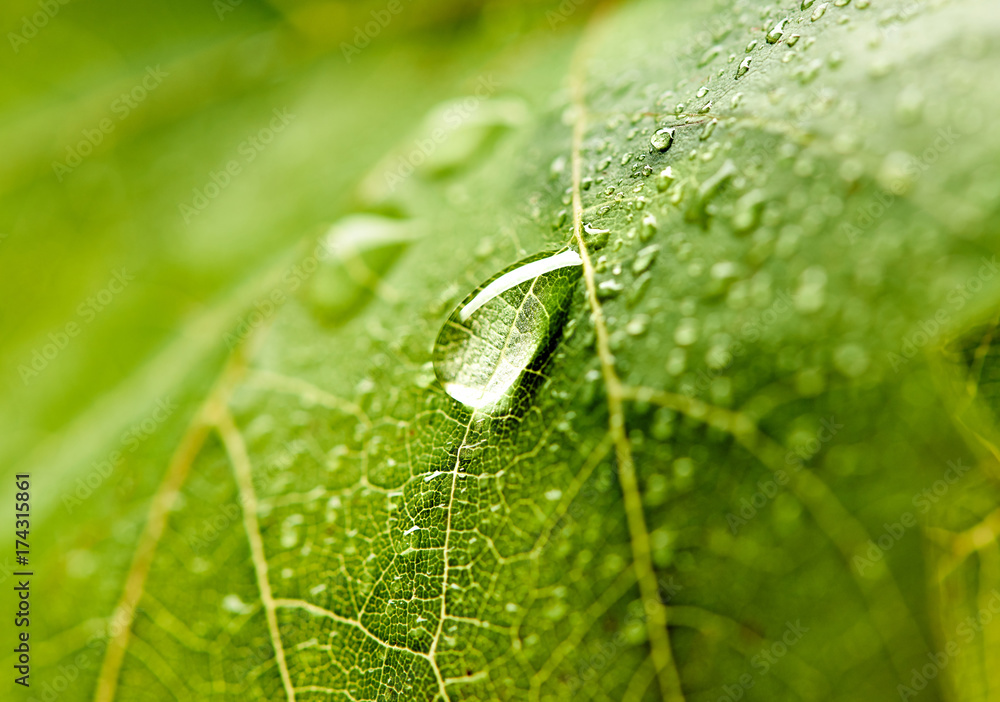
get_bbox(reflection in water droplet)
[650,127,675,152]
[736,56,752,79]
[433,250,582,409]
[767,18,788,44]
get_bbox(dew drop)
[811,3,828,21]
[650,127,675,152]
[655,167,675,192]
[632,245,661,274]
[736,56,752,79]
[700,118,718,140]
[767,18,788,44]
[787,33,801,46]
[698,45,723,67]
[433,250,582,409]
[801,0,815,8]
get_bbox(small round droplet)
[650,127,675,152]
[811,3,828,21]
[786,34,801,46]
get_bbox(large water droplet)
[736,57,752,79]
[766,18,788,44]
[650,127,675,152]
[433,250,582,409]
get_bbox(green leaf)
[8,0,1000,701]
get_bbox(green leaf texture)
[7,0,1000,701]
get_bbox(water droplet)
[584,223,611,249]
[700,118,718,140]
[674,318,699,346]
[632,245,661,274]
[626,315,649,336]
[767,18,788,44]
[745,39,758,53]
[308,215,418,323]
[640,212,658,241]
[801,0,815,8]
[833,0,850,6]
[655,167,675,192]
[736,56,752,79]
[811,3,828,21]
[598,279,625,299]
[787,33,801,46]
[650,127,675,152]
[696,86,709,98]
[698,45,723,67]
[433,250,582,409]
[833,343,869,377]
[699,101,713,113]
